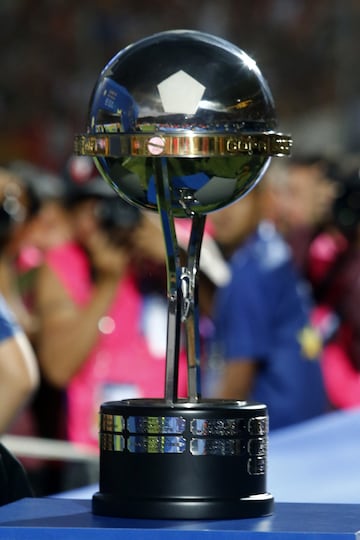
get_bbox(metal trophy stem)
[92,156,274,519]
[154,157,204,403]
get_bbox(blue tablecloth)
[0,498,359,539]
[268,406,360,503]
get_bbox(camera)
[95,196,141,232]
[94,196,141,247]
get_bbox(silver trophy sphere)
[74,29,291,520]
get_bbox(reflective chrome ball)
[80,30,289,216]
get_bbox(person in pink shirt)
[34,157,188,449]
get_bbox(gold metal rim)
[74,132,292,158]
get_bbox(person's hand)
[131,213,166,264]
[85,229,130,283]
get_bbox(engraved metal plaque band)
[99,411,268,461]
[74,132,292,159]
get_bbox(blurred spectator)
[9,160,72,262]
[0,166,41,339]
[0,169,40,499]
[265,155,360,411]
[6,161,75,495]
[265,155,339,272]
[306,161,360,410]
[7,161,72,329]
[0,164,70,495]
[205,181,328,430]
[34,157,188,450]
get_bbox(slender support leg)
[183,214,205,402]
[153,158,205,403]
[154,158,182,403]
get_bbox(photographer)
[34,157,187,451]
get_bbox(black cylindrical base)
[92,398,274,520]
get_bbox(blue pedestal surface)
[0,497,359,539]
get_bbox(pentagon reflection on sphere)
[78,30,291,217]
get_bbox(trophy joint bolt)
[180,268,193,321]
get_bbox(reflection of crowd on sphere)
[0,0,360,503]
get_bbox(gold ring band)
[74,132,292,159]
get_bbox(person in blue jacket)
[205,180,328,431]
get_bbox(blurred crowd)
[1,0,360,170]
[0,0,360,501]
[0,149,357,498]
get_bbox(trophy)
[74,30,292,520]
